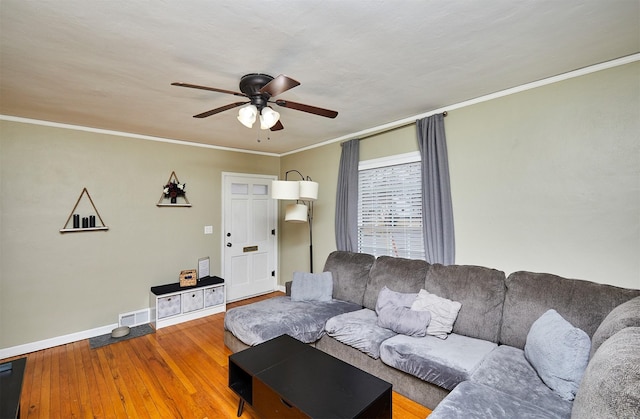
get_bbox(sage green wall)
[0,121,279,348]
[447,62,639,288]
[279,62,639,290]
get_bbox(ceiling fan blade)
[270,120,284,131]
[275,99,338,119]
[193,102,248,118]
[172,82,247,98]
[260,74,300,97]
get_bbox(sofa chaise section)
[223,251,375,352]
[223,296,361,346]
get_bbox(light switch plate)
[204,225,213,234]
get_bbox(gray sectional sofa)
[224,251,640,418]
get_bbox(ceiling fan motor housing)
[240,73,274,110]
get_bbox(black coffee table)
[229,334,392,418]
[0,357,26,419]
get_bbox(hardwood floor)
[2,292,432,418]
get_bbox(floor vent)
[119,308,150,327]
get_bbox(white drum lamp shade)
[271,180,300,200]
[298,181,319,200]
[284,203,308,223]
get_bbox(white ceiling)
[1,1,638,155]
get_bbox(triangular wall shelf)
[157,171,191,207]
[60,188,109,233]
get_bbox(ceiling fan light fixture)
[173,74,338,133]
[260,107,280,130]
[237,104,258,128]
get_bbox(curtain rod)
[342,111,447,144]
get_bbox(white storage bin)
[157,294,181,319]
[183,289,204,313]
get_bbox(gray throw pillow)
[524,309,591,401]
[377,305,431,337]
[375,286,418,315]
[290,271,333,302]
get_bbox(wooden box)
[179,269,197,287]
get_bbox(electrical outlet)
[204,225,213,234]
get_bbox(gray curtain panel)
[417,114,455,265]
[335,139,360,251]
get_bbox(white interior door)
[222,173,277,302]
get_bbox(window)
[358,152,424,259]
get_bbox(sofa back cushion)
[500,271,640,349]
[362,256,429,310]
[323,251,375,306]
[571,327,640,419]
[589,295,640,359]
[423,264,506,343]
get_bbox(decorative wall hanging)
[157,171,191,207]
[60,188,109,233]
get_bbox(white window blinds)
[358,156,425,259]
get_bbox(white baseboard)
[0,323,118,359]
[1,288,286,359]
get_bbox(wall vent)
[118,308,150,327]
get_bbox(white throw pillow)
[411,289,462,339]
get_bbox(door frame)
[220,172,279,301]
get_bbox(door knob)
[227,232,231,237]
[227,243,232,247]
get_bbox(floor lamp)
[272,170,318,273]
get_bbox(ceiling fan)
[171,73,338,131]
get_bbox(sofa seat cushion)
[224,296,361,346]
[470,345,572,418]
[379,333,497,390]
[325,308,397,359]
[429,381,569,419]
